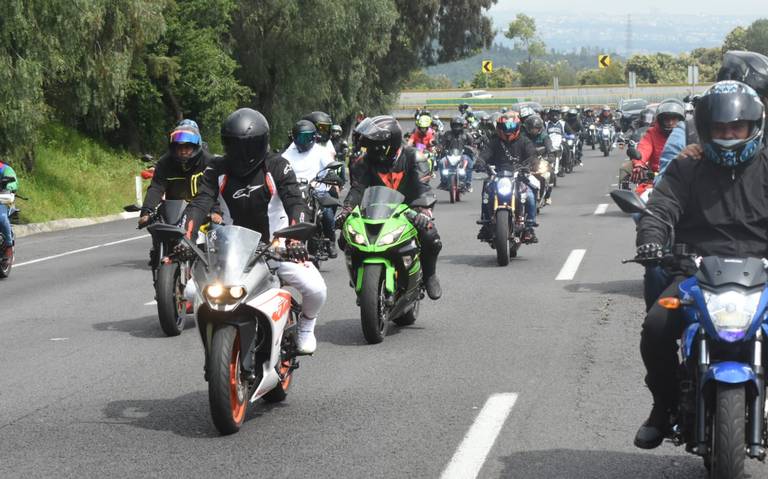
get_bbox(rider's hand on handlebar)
[285,240,309,263]
[210,212,223,224]
[172,241,196,261]
[409,209,433,230]
[630,162,648,183]
[138,215,150,228]
[334,206,352,229]
[636,243,663,261]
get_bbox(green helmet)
[416,115,432,128]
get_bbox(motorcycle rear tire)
[709,383,746,479]
[591,142,596,150]
[0,246,12,279]
[360,264,388,344]
[156,262,185,336]
[209,325,247,435]
[494,210,510,266]
[449,175,457,204]
[393,300,419,326]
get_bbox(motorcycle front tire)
[709,382,746,479]
[494,210,510,266]
[359,264,388,344]
[0,246,12,279]
[156,262,185,336]
[209,325,248,435]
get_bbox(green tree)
[403,70,453,90]
[517,60,550,87]
[504,13,546,65]
[471,67,518,88]
[722,26,748,53]
[625,53,686,84]
[578,60,625,85]
[744,19,768,55]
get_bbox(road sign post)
[687,65,699,94]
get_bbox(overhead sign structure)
[599,55,611,69]
[482,60,493,74]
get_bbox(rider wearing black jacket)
[633,81,768,449]
[338,115,443,301]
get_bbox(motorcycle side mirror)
[141,154,155,163]
[409,194,437,209]
[609,189,647,214]
[272,222,317,242]
[321,172,344,186]
[123,204,141,213]
[324,161,344,171]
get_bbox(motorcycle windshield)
[202,225,262,285]
[360,186,406,220]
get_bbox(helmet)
[356,115,403,167]
[169,123,202,171]
[638,108,655,127]
[496,112,521,142]
[695,80,765,168]
[302,111,333,143]
[450,116,464,133]
[416,114,432,135]
[431,114,441,125]
[717,50,768,99]
[519,106,535,121]
[221,108,270,177]
[500,107,509,114]
[176,118,199,130]
[459,103,470,114]
[524,114,545,136]
[548,108,561,121]
[560,106,570,114]
[584,107,594,115]
[655,98,686,134]
[330,124,343,139]
[292,119,317,153]
[684,103,695,117]
[567,108,578,118]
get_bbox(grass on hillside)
[15,123,149,224]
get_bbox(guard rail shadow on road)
[92,315,194,338]
[103,393,288,438]
[499,448,707,479]
[563,280,644,300]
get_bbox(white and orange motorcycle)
[158,222,316,435]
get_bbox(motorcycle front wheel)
[494,210,510,266]
[708,382,746,479]
[0,246,13,279]
[209,325,248,435]
[156,262,185,336]
[449,175,457,204]
[359,263,388,344]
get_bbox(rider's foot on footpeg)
[425,275,442,300]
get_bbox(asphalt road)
[1,146,764,479]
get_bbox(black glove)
[335,206,352,229]
[409,211,432,229]
[636,243,663,261]
[285,241,309,262]
[172,241,196,261]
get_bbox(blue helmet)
[695,81,765,168]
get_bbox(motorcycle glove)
[636,242,663,261]
[171,241,196,261]
[631,162,648,183]
[410,211,433,230]
[334,206,352,230]
[285,240,309,263]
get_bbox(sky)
[487,0,766,16]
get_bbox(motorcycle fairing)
[355,257,395,294]
[246,288,293,402]
[702,361,758,388]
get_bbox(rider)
[524,114,556,205]
[478,111,539,243]
[182,108,327,355]
[302,111,336,160]
[438,116,476,192]
[139,120,223,228]
[628,99,686,183]
[0,160,18,257]
[633,81,768,449]
[564,108,584,164]
[408,114,436,153]
[330,124,349,182]
[283,120,339,258]
[337,115,443,301]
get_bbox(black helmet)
[524,114,544,136]
[450,116,464,133]
[302,111,333,143]
[459,103,470,114]
[519,106,535,121]
[549,108,561,121]
[638,108,655,127]
[356,115,402,167]
[500,107,509,114]
[655,99,686,133]
[330,124,343,138]
[292,119,317,153]
[221,108,270,177]
[695,80,765,168]
[169,122,202,171]
[717,50,768,99]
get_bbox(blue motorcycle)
[612,189,768,478]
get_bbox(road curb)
[14,211,140,238]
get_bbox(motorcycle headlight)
[205,284,247,306]
[206,284,224,299]
[496,177,513,196]
[347,223,367,245]
[442,169,450,176]
[457,168,466,176]
[378,225,406,246]
[703,289,762,341]
[538,162,550,174]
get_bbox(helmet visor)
[170,130,201,145]
[498,119,519,134]
[294,131,316,148]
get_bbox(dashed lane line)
[556,249,587,281]
[440,393,519,479]
[594,204,609,215]
[14,235,150,268]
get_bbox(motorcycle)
[563,134,577,174]
[297,162,345,268]
[0,176,21,279]
[587,123,597,150]
[437,147,470,204]
[599,125,615,157]
[342,186,433,344]
[612,189,768,478]
[532,149,553,211]
[480,165,538,266]
[125,199,196,336]
[164,222,316,435]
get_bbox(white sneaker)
[296,317,317,354]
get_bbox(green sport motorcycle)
[342,186,434,344]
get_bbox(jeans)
[0,204,12,246]
[463,154,474,186]
[314,191,337,240]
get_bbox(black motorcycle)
[297,161,345,268]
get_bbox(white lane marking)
[144,300,157,306]
[556,249,587,281]
[593,204,609,215]
[14,235,150,268]
[441,393,519,479]
[49,338,69,341]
